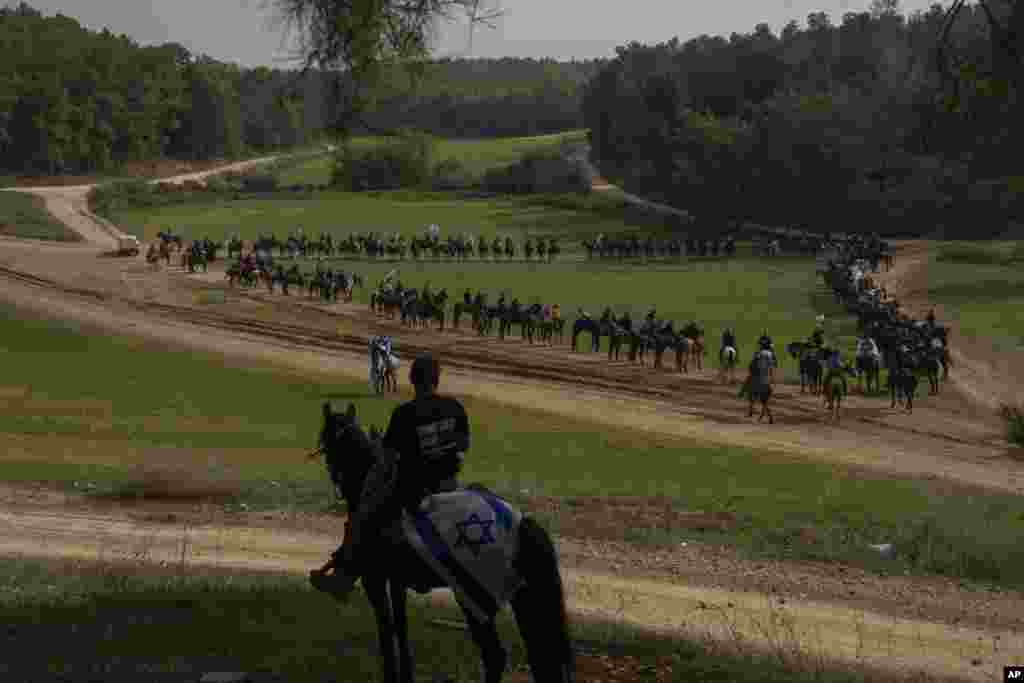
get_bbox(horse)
[889,362,918,412]
[718,345,738,383]
[741,368,774,423]
[606,322,630,361]
[854,346,882,395]
[787,342,824,394]
[369,341,398,393]
[312,403,575,683]
[571,317,601,352]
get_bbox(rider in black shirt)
[312,353,470,602]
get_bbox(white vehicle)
[116,235,141,256]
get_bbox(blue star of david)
[453,512,496,557]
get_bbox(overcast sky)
[25,0,942,67]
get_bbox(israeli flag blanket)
[401,485,524,622]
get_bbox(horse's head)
[315,402,377,503]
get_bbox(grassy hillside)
[277,131,588,186]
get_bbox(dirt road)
[0,485,1018,683]
[0,168,1022,681]
[0,155,281,251]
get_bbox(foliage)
[1000,403,1024,448]
[481,148,590,194]
[581,4,1023,237]
[331,130,439,190]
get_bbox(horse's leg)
[388,582,415,683]
[463,608,507,683]
[364,578,399,683]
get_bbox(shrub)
[481,149,590,195]
[240,174,279,193]
[999,403,1024,448]
[331,130,437,191]
[431,158,472,191]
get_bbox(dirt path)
[870,240,1024,414]
[0,485,1018,682]
[0,155,282,251]
[1,165,1023,680]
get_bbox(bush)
[431,158,472,191]
[481,149,590,194]
[88,180,154,215]
[331,131,437,191]
[240,174,279,193]
[999,403,1024,448]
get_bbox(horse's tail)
[512,517,575,683]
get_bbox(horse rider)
[926,308,936,328]
[311,353,470,602]
[542,302,551,321]
[721,327,737,357]
[618,309,632,332]
[463,289,472,306]
[856,333,880,361]
[551,303,561,321]
[758,329,773,353]
[577,307,590,320]
[645,307,657,325]
[601,307,614,324]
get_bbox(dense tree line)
[582,1,1023,238]
[0,2,321,174]
[0,3,597,175]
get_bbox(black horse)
[889,363,919,412]
[313,403,575,683]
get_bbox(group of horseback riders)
[582,233,738,260]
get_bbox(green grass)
[924,255,1024,351]
[0,555,878,683]
[0,191,81,241]
[276,131,588,186]
[106,189,634,249]
[2,300,1024,589]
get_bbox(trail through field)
[0,155,282,251]
[869,240,1024,414]
[0,485,1019,683]
[1,167,1023,681]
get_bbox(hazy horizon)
[18,0,945,68]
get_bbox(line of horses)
[247,231,563,262]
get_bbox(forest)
[581,0,1024,237]
[0,2,596,175]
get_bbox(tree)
[266,0,502,138]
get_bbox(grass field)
[0,191,81,241]
[105,188,868,362]
[929,242,1024,351]
[1,555,884,683]
[2,300,1023,589]
[276,131,588,186]
[108,190,632,248]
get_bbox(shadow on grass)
[0,555,924,683]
